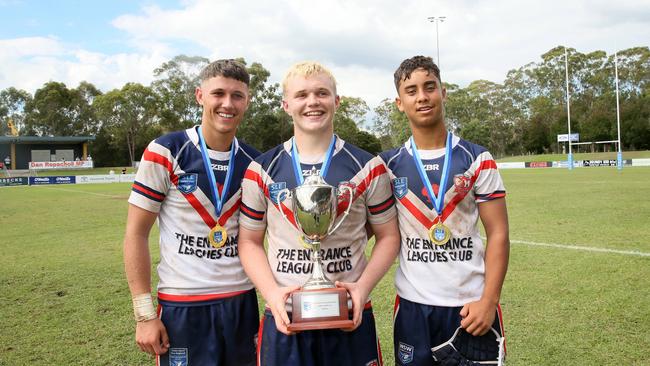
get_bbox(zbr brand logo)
[392,177,408,199]
[169,348,188,366]
[268,182,287,204]
[398,342,414,364]
[177,174,198,194]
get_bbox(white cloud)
[0,36,169,92]
[1,0,648,110]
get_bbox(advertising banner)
[29,161,94,170]
[0,177,28,186]
[525,161,553,168]
[29,176,76,185]
[76,175,120,184]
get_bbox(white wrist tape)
[132,293,157,322]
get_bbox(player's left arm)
[337,216,400,330]
[460,197,510,336]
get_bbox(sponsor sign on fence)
[582,159,632,167]
[29,161,94,170]
[76,174,136,184]
[525,161,553,168]
[0,177,28,186]
[29,176,76,185]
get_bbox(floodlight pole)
[564,47,573,170]
[614,51,623,170]
[428,16,446,67]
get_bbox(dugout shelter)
[0,136,95,170]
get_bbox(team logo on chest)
[177,173,198,194]
[453,173,472,194]
[392,177,408,199]
[268,182,287,204]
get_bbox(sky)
[1,0,648,112]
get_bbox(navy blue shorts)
[393,296,505,366]
[258,306,382,366]
[157,289,259,366]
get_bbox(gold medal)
[428,222,451,246]
[208,225,228,248]
[298,235,312,249]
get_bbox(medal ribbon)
[410,132,453,220]
[197,126,237,221]
[291,135,336,184]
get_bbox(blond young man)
[379,56,509,365]
[238,61,400,366]
[124,59,260,366]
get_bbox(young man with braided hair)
[124,59,260,365]
[379,56,509,365]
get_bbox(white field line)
[34,185,125,199]
[510,238,650,257]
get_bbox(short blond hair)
[282,61,337,96]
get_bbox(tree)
[93,83,161,165]
[152,55,209,131]
[237,60,291,151]
[23,81,99,136]
[0,87,31,135]
[373,98,410,150]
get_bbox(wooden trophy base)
[287,287,354,332]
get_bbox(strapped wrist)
[132,293,157,322]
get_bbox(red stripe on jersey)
[441,158,498,221]
[393,295,400,317]
[218,199,240,226]
[143,148,173,172]
[157,289,249,302]
[397,195,435,228]
[132,183,165,201]
[241,203,264,220]
[336,164,387,215]
[244,168,297,228]
[182,190,217,228]
[368,196,394,215]
[146,148,242,229]
[400,158,501,226]
[497,303,507,354]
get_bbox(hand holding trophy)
[275,168,355,331]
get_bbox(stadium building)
[0,136,95,170]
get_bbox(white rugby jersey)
[379,135,506,307]
[240,136,396,291]
[128,126,260,300]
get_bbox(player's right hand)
[268,285,300,335]
[135,318,170,355]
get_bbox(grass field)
[1,166,649,365]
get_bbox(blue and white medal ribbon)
[291,135,336,184]
[410,132,453,246]
[197,126,237,248]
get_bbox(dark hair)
[199,59,250,86]
[393,55,441,91]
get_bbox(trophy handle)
[273,188,295,228]
[327,184,354,236]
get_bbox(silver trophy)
[274,168,355,330]
[275,168,353,289]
